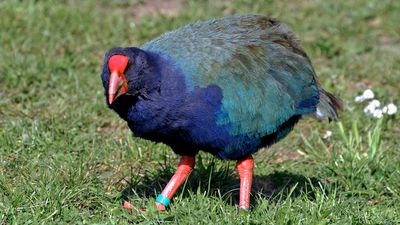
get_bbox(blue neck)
[111,50,188,136]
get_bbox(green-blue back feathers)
[143,15,331,138]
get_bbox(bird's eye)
[124,63,132,72]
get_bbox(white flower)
[355,89,374,103]
[372,109,383,118]
[362,89,374,100]
[364,105,374,114]
[364,100,380,115]
[369,99,381,108]
[356,88,396,118]
[382,103,397,115]
[323,130,332,139]
[354,95,365,103]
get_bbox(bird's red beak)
[108,55,129,104]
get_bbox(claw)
[123,201,132,213]
[156,202,166,211]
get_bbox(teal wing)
[142,15,319,138]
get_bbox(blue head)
[101,47,160,105]
[100,47,162,120]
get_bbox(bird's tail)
[315,89,343,121]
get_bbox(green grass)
[1,0,399,224]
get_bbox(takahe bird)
[101,15,342,211]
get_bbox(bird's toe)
[156,202,166,211]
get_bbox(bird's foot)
[156,202,166,211]
[123,201,132,212]
[239,206,251,212]
[154,155,196,212]
[123,201,145,214]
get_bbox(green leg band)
[156,194,170,207]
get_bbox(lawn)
[0,0,399,224]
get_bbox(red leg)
[155,155,196,211]
[236,155,254,210]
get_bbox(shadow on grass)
[121,162,326,209]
